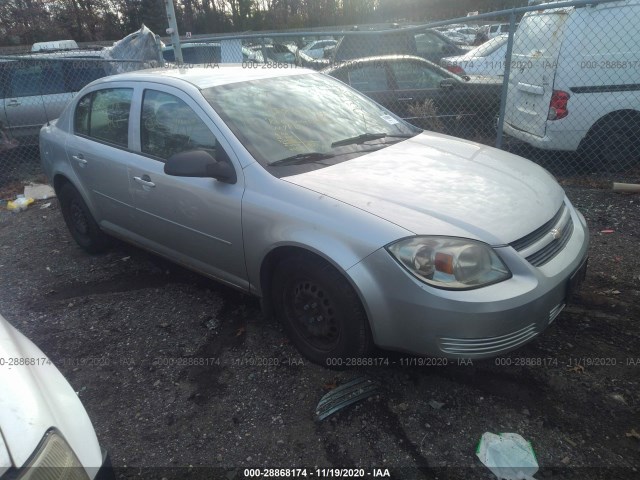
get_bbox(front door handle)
[7,99,20,107]
[72,154,88,167]
[133,175,156,188]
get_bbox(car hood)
[284,132,564,245]
[0,314,102,472]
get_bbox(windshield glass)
[202,73,420,172]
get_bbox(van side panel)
[505,9,570,138]
[553,2,640,137]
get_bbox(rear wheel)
[583,114,640,172]
[271,254,373,367]
[58,183,111,253]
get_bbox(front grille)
[439,323,538,356]
[510,204,566,251]
[509,202,574,267]
[526,219,574,266]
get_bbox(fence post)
[164,0,183,64]
[495,9,517,150]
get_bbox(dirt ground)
[0,181,639,480]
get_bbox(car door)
[66,84,138,233]
[505,11,568,138]
[2,60,72,143]
[127,86,248,289]
[386,59,460,133]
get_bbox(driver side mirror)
[164,149,237,184]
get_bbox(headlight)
[18,430,89,480]
[387,236,511,290]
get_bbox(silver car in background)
[40,66,589,365]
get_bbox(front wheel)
[58,183,111,253]
[271,254,373,366]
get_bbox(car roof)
[87,64,313,89]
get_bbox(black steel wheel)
[272,254,372,366]
[59,182,111,253]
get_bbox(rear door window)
[389,61,448,90]
[63,60,107,92]
[73,88,133,148]
[347,64,389,92]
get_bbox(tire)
[585,115,640,172]
[58,183,111,253]
[271,254,373,367]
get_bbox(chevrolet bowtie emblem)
[550,227,562,240]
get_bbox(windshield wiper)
[331,132,414,148]
[269,152,335,166]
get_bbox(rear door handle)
[133,175,156,188]
[72,154,88,166]
[7,99,20,107]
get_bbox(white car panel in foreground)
[0,314,111,479]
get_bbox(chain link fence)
[1,0,639,189]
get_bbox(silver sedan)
[39,66,589,366]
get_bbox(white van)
[503,0,640,169]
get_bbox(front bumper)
[347,203,589,358]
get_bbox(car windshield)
[202,73,420,172]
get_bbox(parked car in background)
[40,65,588,365]
[300,28,469,70]
[324,55,502,137]
[443,27,478,45]
[162,42,221,64]
[415,29,472,62]
[0,312,112,479]
[1,27,160,148]
[485,23,517,39]
[441,34,508,76]
[0,51,108,145]
[300,39,337,59]
[504,0,640,170]
[259,43,297,64]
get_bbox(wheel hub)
[291,280,338,348]
[70,201,89,235]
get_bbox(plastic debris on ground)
[476,432,539,480]
[23,183,56,200]
[315,377,380,421]
[7,195,34,212]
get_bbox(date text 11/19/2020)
[324,357,474,368]
[243,468,391,478]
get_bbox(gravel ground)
[0,182,639,480]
